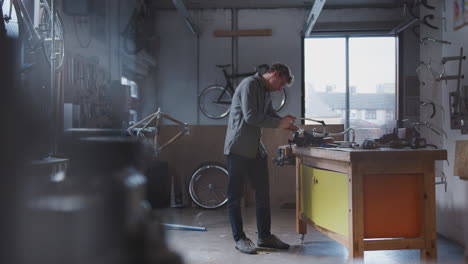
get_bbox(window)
[365,110,377,120]
[386,110,394,120]
[304,36,397,143]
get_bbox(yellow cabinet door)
[301,165,349,236]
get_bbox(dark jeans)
[226,153,271,242]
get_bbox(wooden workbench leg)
[421,161,437,260]
[348,163,364,260]
[296,157,307,234]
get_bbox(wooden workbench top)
[294,146,447,163]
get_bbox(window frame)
[303,34,399,140]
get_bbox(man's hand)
[279,115,297,131]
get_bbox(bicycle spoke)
[189,163,229,208]
[199,86,232,119]
[195,189,211,196]
[212,191,224,203]
[195,186,211,192]
[213,189,227,199]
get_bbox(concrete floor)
[156,207,467,264]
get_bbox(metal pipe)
[161,223,207,231]
[437,75,464,81]
[33,0,40,27]
[303,0,326,36]
[345,37,350,141]
[171,0,198,37]
[50,0,56,156]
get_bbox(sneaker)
[257,234,290,249]
[235,237,257,254]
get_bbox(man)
[224,63,297,254]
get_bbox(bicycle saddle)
[216,64,231,68]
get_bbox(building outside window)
[386,110,394,120]
[304,36,397,143]
[365,110,377,120]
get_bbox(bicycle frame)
[128,108,189,157]
[215,67,261,104]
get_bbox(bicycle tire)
[189,162,228,209]
[199,85,232,119]
[270,89,287,113]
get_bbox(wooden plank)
[357,159,425,175]
[348,163,364,259]
[294,147,447,163]
[301,156,350,174]
[214,29,272,37]
[349,148,447,163]
[296,157,307,234]
[364,238,425,251]
[300,213,349,248]
[454,140,468,179]
[294,147,351,162]
[420,161,437,260]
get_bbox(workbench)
[294,147,447,260]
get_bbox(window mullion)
[345,36,350,141]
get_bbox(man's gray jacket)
[224,73,281,159]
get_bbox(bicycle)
[1,0,65,70]
[199,64,287,119]
[128,109,228,209]
[188,162,228,209]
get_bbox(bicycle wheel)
[189,162,228,209]
[39,0,65,70]
[270,89,287,112]
[199,85,232,119]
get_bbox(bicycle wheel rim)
[40,5,65,70]
[271,89,286,112]
[199,86,232,119]
[189,164,228,209]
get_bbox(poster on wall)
[454,0,468,30]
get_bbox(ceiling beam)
[311,20,404,34]
[303,0,327,36]
[172,0,199,37]
[152,0,401,10]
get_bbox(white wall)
[152,10,198,122]
[420,0,468,251]
[197,9,233,124]
[238,9,305,118]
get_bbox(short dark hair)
[268,63,294,85]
